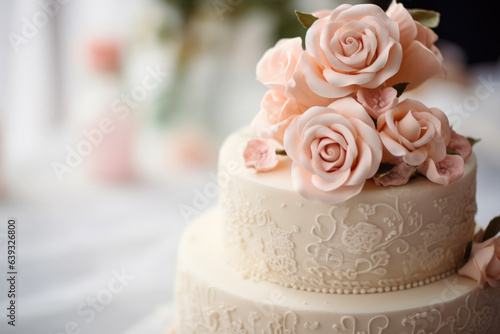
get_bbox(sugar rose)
[256,37,303,93]
[385,0,446,89]
[253,38,333,144]
[284,98,382,203]
[377,99,451,166]
[300,4,402,98]
[251,89,298,143]
[459,236,500,288]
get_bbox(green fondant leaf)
[483,215,500,242]
[461,241,473,268]
[466,137,481,147]
[409,166,418,178]
[373,163,396,179]
[295,11,319,29]
[408,9,440,28]
[275,149,287,156]
[446,148,460,156]
[392,82,409,98]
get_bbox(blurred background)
[0,0,498,333]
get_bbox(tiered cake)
[173,2,500,333]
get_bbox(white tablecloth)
[0,164,218,333]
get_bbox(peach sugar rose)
[253,38,333,144]
[284,97,382,203]
[256,37,304,94]
[377,98,451,166]
[300,4,403,98]
[459,236,500,288]
[385,0,446,89]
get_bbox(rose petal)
[385,41,446,90]
[397,110,421,142]
[256,37,304,93]
[459,239,499,288]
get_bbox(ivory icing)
[174,209,500,334]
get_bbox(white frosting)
[219,129,477,294]
[174,209,500,334]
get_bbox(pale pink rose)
[283,97,382,203]
[252,68,335,145]
[418,154,464,186]
[373,162,415,187]
[88,38,121,72]
[88,113,134,181]
[357,86,398,119]
[447,130,472,160]
[385,0,445,89]
[250,89,299,142]
[168,128,216,171]
[377,99,451,166]
[300,4,402,98]
[254,37,335,144]
[243,139,279,172]
[256,37,303,93]
[459,236,500,288]
[287,63,335,112]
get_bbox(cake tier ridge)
[174,209,500,334]
[218,129,477,294]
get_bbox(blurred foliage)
[158,0,305,42]
[154,0,310,125]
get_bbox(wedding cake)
[172,2,500,333]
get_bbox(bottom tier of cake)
[173,209,500,334]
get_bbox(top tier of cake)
[219,129,477,294]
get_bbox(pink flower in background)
[385,0,445,89]
[459,236,500,288]
[377,99,451,166]
[447,130,472,160]
[243,139,279,172]
[357,86,399,119]
[256,37,303,93]
[373,162,414,187]
[283,98,382,203]
[167,128,217,171]
[88,113,135,182]
[300,4,402,98]
[418,154,464,186]
[88,38,121,72]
